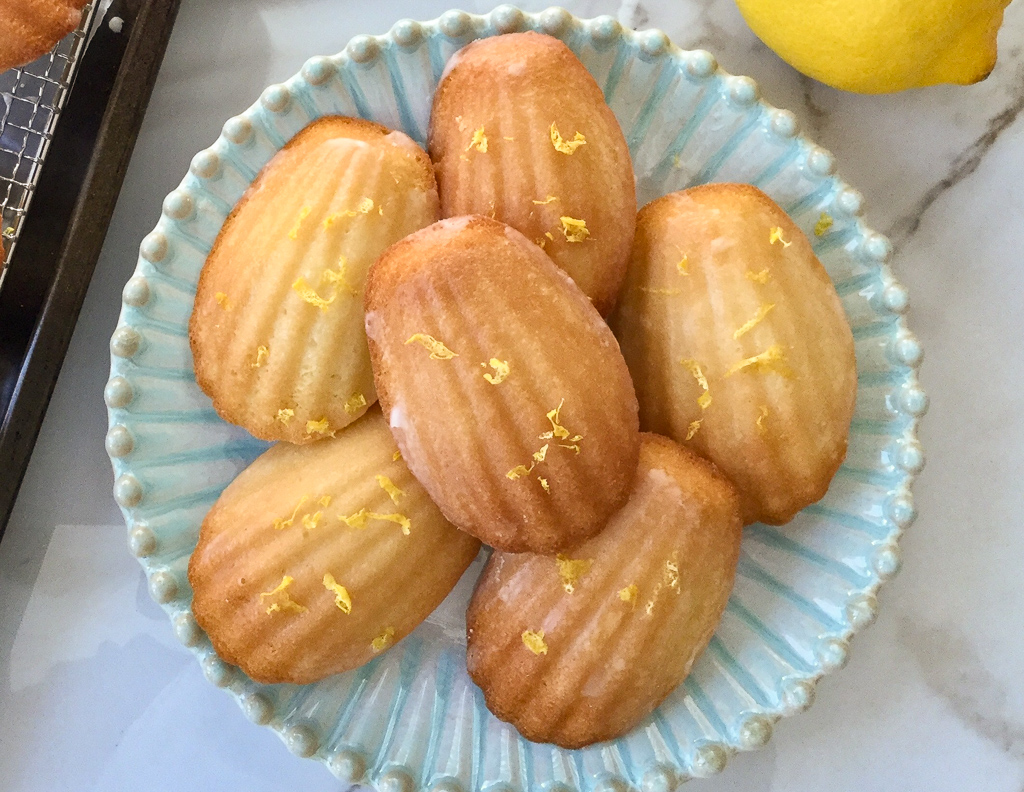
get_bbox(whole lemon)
[733,0,1012,93]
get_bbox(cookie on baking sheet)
[364,215,640,554]
[429,32,635,316]
[0,0,87,74]
[466,433,743,748]
[190,116,440,444]
[611,183,857,525]
[188,407,481,685]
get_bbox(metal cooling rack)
[0,1,99,288]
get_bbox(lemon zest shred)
[214,292,232,310]
[815,212,834,237]
[322,573,352,614]
[680,359,711,411]
[544,231,555,241]
[746,269,771,284]
[344,392,368,416]
[686,419,702,440]
[533,444,549,463]
[340,508,411,535]
[375,474,404,504]
[538,476,550,494]
[549,123,586,154]
[251,345,269,368]
[532,196,558,205]
[522,629,548,655]
[726,344,793,378]
[273,496,309,530]
[483,358,510,385]
[467,126,488,153]
[677,254,690,276]
[321,258,359,296]
[619,583,638,606]
[665,556,680,591]
[276,408,295,424]
[306,417,336,437]
[392,450,402,462]
[405,333,458,360]
[318,495,332,507]
[733,303,776,339]
[372,626,396,653]
[769,226,793,247]
[260,575,307,615]
[507,463,535,480]
[556,554,593,594]
[302,511,324,530]
[292,277,336,312]
[757,405,769,435]
[559,216,590,243]
[288,206,312,239]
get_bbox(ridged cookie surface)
[364,216,640,553]
[429,32,635,315]
[467,433,743,748]
[0,0,87,73]
[190,116,440,444]
[611,184,856,525]
[188,408,481,685]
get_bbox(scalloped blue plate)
[105,6,926,789]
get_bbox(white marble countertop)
[2,1,1023,790]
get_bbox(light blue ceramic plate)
[105,6,927,789]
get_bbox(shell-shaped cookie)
[188,407,481,685]
[190,116,440,444]
[467,434,743,748]
[0,0,87,73]
[364,216,640,554]
[429,32,636,316]
[611,184,857,525]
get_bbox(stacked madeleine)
[187,32,856,749]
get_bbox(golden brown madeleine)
[364,216,640,553]
[188,407,480,685]
[190,117,439,444]
[467,433,743,748]
[429,32,635,316]
[0,0,88,73]
[611,183,856,525]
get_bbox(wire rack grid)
[0,1,99,288]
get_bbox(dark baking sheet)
[0,0,181,536]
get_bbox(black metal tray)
[0,0,181,535]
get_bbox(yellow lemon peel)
[556,554,593,594]
[533,444,549,463]
[686,419,702,440]
[665,556,680,591]
[532,196,558,205]
[733,303,776,339]
[522,629,548,655]
[251,345,269,368]
[273,495,309,530]
[757,405,769,435]
[538,476,550,494]
[321,258,359,296]
[318,495,332,507]
[560,216,590,243]
[344,392,368,416]
[725,344,793,378]
[746,269,771,284]
[549,123,586,154]
[372,626,395,653]
[506,463,535,480]
[483,358,510,385]
[815,212,834,237]
[406,333,458,360]
[340,508,411,535]
[467,126,488,152]
[302,511,324,530]
[375,474,404,504]
[392,450,402,462]
[292,277,336,312]
[680,359,711,411]
[322,573,352,614]
[677,254,689,276]
[276,408,295,424]
[306,417,336,437]
[619,583,638,606]
[288,206,312,239]
[214,292,232,310]
[260,575,307,615]
[769,226,792,247]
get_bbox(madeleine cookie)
[188,407,481,685]
[429,32,635,315]
[364,216,640,553]
[611,184,856,525]
[0,0,87,73]
[190,116,440,444]
[467,433,743,748]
